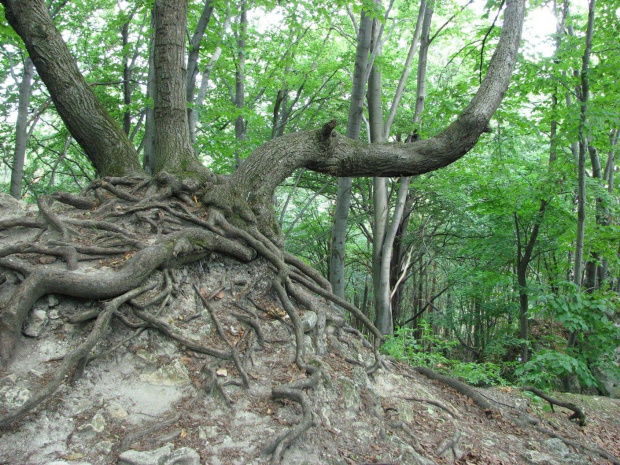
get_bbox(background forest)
[1,0,618,394]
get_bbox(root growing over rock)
[0,177,386,464]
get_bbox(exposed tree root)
[521,385,586,426]
[435,429,462,461]
[119,410,183,450]
[410,366,619,465]
[195,284,250,387]
[263,371,321,465]
[413,366,494,412]
[397,395,460,418]
[0,180,398,464]
[511,415,620,465]
[0,281,157,428]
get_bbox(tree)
[0,0,525,460]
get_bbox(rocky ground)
[0,257,618,465]
[0,193,619,465]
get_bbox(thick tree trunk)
[152,0,211,179]
[9,57,33,200]
[1,0,143,177]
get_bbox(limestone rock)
[301,310,317,332]
[139,359,191,386]
[118,443,200,465]
[77,412,106,437]
[2,386,31,408]
[23,308,49,338]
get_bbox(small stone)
[199,425,218,440]
[48,294,60,307]
[3,387,31,408]
[544,438,570,458]
[522,450,557,465]
[0,374,17,386]
[167,447,200,465]
[49,309,61,320]
[78,413,106,435]
[301,311,318,333]
[139,360,191,386]
[23,309,49,338]
[106,402,128,419]
[135,349,158,365]
[118,444,174,465]
[39,255,57,264]
[96,440,113,455]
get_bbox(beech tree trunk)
[329,11,373,299]
[573,0,595,293]
[9,57,33,200]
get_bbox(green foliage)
[382,321,507,387]
[516,350,598,390]
[519,288,620,390]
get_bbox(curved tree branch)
[230,0,524,205]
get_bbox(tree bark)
[367,13,390,334]
[328,10,373,299]
[573,0,596,293]
[152,0,211,179]
[10,57,33,199]
[1,0,144,177]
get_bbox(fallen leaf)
[180,429,187,438]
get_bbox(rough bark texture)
[573,0,596,292]
[1,0,143,178]
[153,0,211,180]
